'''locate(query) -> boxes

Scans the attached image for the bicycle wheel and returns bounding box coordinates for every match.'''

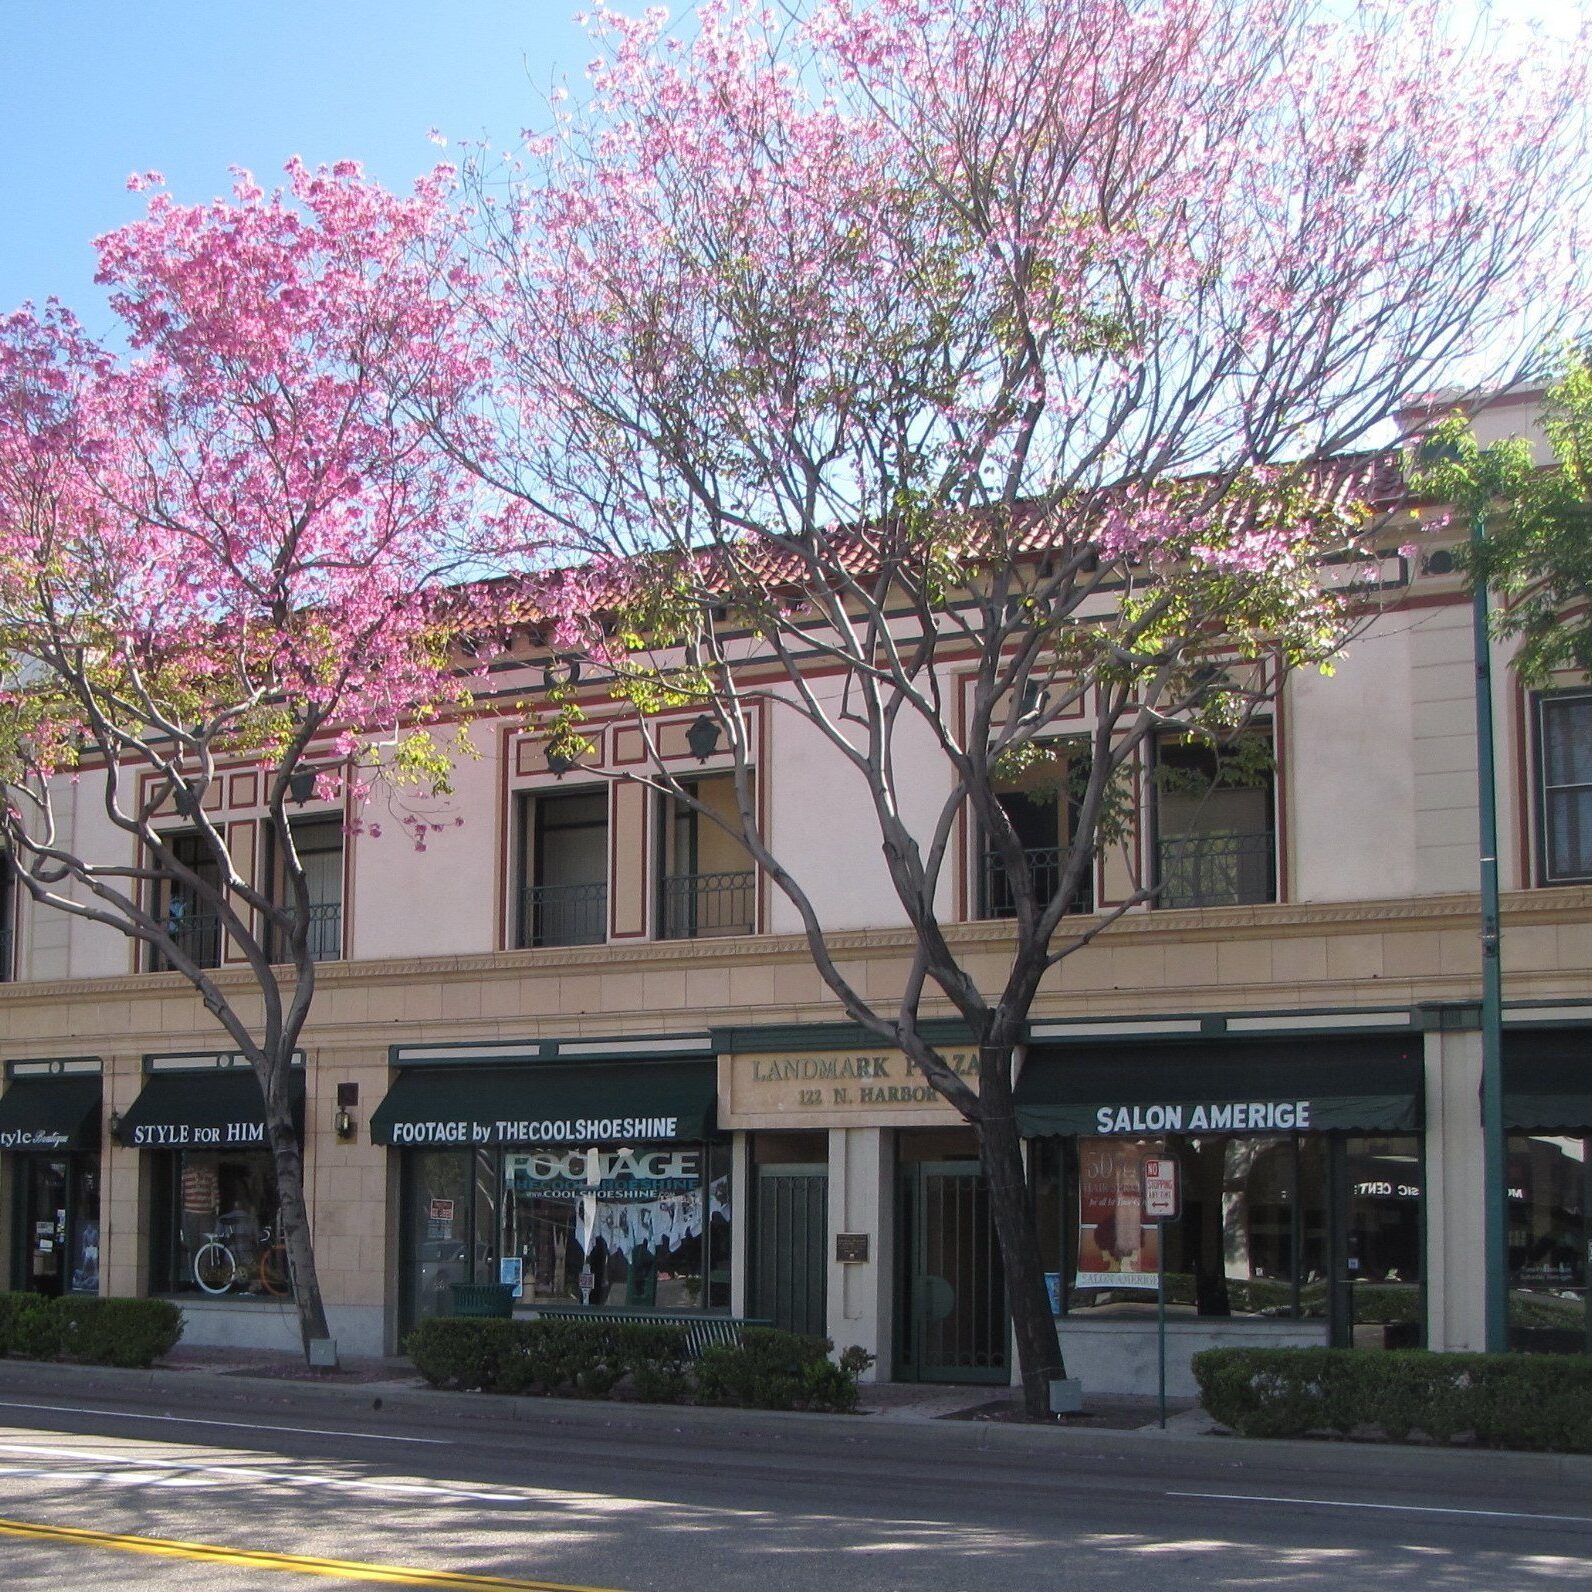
[193,1241,236,1295]
[258,1242,290,1296]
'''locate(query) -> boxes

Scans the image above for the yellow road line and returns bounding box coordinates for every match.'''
[0,1516,625,1590]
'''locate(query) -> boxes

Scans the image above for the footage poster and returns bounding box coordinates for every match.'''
[1075,1138,1160,1289]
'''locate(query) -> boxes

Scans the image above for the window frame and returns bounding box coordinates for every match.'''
[1534,689,1592,886]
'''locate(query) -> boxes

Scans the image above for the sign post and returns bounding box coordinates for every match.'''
[1142,1156,1181,1429]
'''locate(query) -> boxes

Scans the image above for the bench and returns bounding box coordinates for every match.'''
[523,1305,768,1358]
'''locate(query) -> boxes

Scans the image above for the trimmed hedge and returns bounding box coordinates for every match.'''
[0,1293,182,1368]
[407,1317,859,1412]
[1193,1346,1592,1452]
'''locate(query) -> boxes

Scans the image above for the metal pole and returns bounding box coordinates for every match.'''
[1471,510,1509,1353]
[1157,1223,1167,1429]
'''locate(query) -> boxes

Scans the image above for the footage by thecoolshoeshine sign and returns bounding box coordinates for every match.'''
[383,1115,687,1147]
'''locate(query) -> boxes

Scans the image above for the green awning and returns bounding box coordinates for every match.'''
[117,1068,305,1150]
[1504,1032,1592,1133]
[0,1075,101,1152]
[370,1061,717,1147]
[1015,1038,1423,1138]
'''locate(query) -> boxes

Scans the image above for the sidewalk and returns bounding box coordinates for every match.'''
[129,1344,1203,1431]
[0,1348,1587,1490]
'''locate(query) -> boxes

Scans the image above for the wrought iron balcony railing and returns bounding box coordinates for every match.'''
[272,901,343,964]
[980,845,1093,918]
[1155,829,1276,909]
[660,869,755,940]
[521,881,608,947]
[158,909,221,970]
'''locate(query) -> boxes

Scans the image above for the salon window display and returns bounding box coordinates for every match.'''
[1034,1133,1423,1333]
[152,1150,289,1297]
[1508,1134,1589,1353]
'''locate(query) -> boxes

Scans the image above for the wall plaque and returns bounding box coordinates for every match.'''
[835,1232,870,1265]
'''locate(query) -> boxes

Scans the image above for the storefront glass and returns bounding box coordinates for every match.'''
[1040,1132,1422,1341]
[151,1149,287,1298]
[1507,1132,1589,1353]
[15,1155,100,1297]
[401,1142,731,1325]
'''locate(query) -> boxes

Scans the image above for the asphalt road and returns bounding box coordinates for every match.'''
[0,1373,1588,1589]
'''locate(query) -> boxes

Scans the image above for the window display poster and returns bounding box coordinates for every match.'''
[1075,1138,1160,1289]
[499,1256,524,1299]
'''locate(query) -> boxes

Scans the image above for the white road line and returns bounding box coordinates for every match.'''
[0,1439,527,1503]
[0,1398,450,1445]
[1168,1490,1592,1525]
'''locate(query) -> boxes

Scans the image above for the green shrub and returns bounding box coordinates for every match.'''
[55,1297,183,1368]
[407,1316,692,1399]
[0,1293,181,1367]
[1193,1346,1592,1452]
[408,1316,861,1411]
[695,1326,858,1413]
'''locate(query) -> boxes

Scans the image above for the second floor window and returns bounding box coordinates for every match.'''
[658,776,755,940]
[518,789,608,948]
[980,770,1094,920]
[1153,734,1277,910]
[268,818,344,963]
[1538,692,1592,885]
[0,854,15,982]
[153,832,223,970]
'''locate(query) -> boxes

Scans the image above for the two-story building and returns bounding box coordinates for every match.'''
[0,397,1587,1394]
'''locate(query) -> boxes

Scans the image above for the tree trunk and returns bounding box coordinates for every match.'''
[263,1063,333,1363]
[977,1046,1065,1417]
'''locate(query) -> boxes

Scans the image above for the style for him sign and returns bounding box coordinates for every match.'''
[127,1121,266,1148]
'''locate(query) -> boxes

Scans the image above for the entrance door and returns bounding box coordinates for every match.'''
[752,1163,827,1337]
[17,1157,70,1297]
[898,1161,1008,1383]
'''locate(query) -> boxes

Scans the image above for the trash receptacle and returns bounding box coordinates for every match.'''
[449,1283,515,1318]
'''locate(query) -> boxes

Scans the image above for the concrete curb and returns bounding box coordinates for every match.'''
[3,1358,1591,1488]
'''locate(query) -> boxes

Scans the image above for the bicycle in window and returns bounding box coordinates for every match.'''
[191,1214,290,1296]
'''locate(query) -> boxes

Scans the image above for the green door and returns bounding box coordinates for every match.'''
[898,1161,1008,1383]
[753,1164,828,1338]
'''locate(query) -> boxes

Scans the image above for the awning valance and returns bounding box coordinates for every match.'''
[1015,1038,1423,1138]
[117,1067,304,1150]
[1504,1032,1592,1133]
[0,1075,101,1152]
[370,1061,717,1148]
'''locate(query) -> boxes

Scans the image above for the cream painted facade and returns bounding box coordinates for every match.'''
[0,558,1589,1393]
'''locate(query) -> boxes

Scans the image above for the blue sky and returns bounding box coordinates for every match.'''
[0,3,601,328]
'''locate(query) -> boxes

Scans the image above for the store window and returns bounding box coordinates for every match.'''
[401,1141,732,1326]
[1036,1132,1422,1344]
[151,1149,288,1298]
[1507,1133,1589,1352]
[1536,692,1592,884]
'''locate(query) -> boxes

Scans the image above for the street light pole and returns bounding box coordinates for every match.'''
[1470,508,1509,1353]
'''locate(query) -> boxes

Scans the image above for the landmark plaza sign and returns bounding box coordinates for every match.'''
[721,1047,976,1128]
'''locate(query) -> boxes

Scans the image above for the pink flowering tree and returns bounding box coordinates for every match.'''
[458,0,1589,1409]
[0,161,503,1360]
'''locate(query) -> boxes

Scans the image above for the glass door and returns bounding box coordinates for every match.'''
[18,1157,69,1297]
